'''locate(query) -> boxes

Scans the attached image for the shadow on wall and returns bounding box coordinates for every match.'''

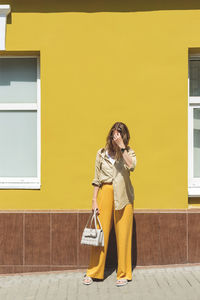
[1,0,200,13]
[189,197,200,206]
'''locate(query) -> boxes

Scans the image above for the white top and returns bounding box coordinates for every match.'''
[105,150,116,165]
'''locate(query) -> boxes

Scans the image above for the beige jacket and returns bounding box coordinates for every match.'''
[92,146,137,210]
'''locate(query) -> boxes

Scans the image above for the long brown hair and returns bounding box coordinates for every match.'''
[104,122,131,161]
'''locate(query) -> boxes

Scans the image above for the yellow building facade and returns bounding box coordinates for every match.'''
[0,1,199,274]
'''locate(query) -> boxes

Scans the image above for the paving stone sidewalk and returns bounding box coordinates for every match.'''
[0,265,200,300]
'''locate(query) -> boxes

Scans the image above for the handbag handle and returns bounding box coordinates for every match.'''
[85,210,103,231]
[92,209,103,231]
[84,212,94,228]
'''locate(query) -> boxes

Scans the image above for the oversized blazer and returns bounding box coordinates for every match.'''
[92,146,137,210]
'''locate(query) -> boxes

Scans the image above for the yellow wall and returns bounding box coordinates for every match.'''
[0,2,199,209]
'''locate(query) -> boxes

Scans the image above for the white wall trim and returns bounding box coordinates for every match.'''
[0,5,11,50]
[0,55,41,189]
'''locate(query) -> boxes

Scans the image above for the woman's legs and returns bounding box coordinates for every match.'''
[114,203,133,281]
[86,184,114,279]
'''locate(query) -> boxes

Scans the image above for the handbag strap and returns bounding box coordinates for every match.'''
[85,210,103,231]
[85,212,94,228]
[93,210,103,231]
[84,211,98,229]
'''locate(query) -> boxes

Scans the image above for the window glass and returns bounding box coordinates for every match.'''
[0,58,37,103]
[194,108,200,177]
[190,60,200,96]
[0,111,37,177]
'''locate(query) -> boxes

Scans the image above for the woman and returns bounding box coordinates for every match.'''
[82,122,137,287]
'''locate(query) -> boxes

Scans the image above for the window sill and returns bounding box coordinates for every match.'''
[188,187,200,197]
[0,183,41,189]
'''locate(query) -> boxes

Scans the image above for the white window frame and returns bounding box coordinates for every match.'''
[188,54,200,196]
[0,55,41,189]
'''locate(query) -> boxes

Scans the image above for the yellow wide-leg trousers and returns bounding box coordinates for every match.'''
[86,183,133,280]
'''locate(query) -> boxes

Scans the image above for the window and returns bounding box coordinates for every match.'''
[188,55,200,196]
[0,56,40,189]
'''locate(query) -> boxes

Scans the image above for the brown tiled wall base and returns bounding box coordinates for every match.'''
[0,209,199,274]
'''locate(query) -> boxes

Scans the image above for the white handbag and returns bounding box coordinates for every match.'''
[81,209,104,247]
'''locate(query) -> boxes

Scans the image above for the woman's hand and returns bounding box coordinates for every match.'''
[113,130,125,149]
[92,199,100,215]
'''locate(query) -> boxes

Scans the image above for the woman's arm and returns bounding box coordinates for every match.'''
[112,131,136,171]
[91,151,101,186]
[122,148,137,171]
[122,149,134,169]
[91,150,101,215]
[92,185,99,201]
[92,185,100,215]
